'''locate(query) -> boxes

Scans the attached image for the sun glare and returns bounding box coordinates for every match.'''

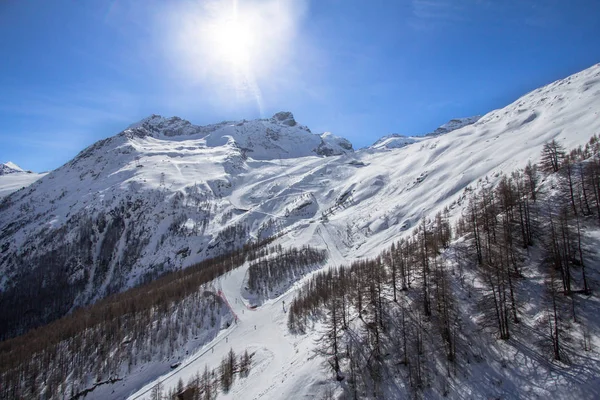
[164,0,306,111]
[211,12,255,69]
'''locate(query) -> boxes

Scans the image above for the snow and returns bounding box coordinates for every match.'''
[3,63,600,399]
[368,115,481,150]
[369,134,420,150]
[123,111,353,160]
[0,171,46,198]
[427,115,482,136]
[126,230,347,400]
[0,161,25,173]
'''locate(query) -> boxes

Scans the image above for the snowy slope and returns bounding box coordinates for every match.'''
[0,163,45,198]
[426,115,481,136]
[368,115,481,150]
[369,134,421,150]
[1,64,600,399]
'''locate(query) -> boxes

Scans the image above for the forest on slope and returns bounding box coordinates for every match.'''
[288,135,600,399]
[0,238,294,400]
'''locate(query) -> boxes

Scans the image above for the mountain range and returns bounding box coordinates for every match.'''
[1,63,600,399]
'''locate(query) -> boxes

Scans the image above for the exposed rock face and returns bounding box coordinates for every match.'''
[272,111,297,126]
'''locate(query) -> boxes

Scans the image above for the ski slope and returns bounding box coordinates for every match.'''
[127,222,349,400]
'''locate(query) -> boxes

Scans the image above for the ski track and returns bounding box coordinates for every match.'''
[126,220,349,400]
[127,260,306,400]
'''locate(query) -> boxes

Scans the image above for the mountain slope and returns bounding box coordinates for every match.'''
[0,112,354,337]
[0,162,45,199]
[368,115,481,150]
[426,115,481,136]
[369,134,420,150]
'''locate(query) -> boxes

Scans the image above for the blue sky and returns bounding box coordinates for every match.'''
[1,0,599,172]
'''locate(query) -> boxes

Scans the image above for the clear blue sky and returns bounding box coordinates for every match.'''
[1,0,599,172]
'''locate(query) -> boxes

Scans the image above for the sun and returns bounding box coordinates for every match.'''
[164,0,306,109]
[210,11,255,70]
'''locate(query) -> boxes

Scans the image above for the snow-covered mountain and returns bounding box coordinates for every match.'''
[0,111,355,332]
[1,64,600,399]
[0,162,26,175]
[369,134,420,150]
[426,115,481,136]
[0,162,45,198]
[2,64,600,319]
[368,115,482,150]
[124,111,353,159]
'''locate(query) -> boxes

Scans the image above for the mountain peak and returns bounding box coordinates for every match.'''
[0,161,27,175]
[369,134,418,150]
[125,114,197,137]
[271,111,297,126]
[369,115,482,151]
[117,112,353,160]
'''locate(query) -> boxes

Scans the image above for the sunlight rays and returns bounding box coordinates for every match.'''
[161,0,306,114]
